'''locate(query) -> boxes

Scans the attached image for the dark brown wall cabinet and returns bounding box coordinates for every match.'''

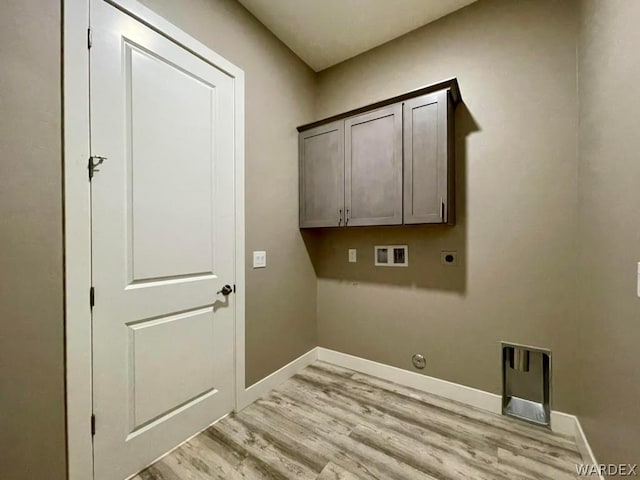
[298,78,460,228]
[298,121,344,228]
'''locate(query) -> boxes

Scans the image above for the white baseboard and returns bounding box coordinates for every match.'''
[550,410,579,437]
[317,347,599,467]
[574,417,603,478]
[237,347,318,410]
[317,347,502,414]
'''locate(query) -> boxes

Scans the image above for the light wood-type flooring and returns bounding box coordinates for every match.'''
[135,361,583,480]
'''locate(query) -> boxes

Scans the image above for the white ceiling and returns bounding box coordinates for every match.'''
[238,0,478,71]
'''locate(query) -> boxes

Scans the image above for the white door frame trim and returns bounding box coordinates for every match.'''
[63,1,246,478]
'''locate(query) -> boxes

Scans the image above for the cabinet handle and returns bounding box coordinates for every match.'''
[440,197,445,220]
[338,208,343,226]
[345,208,350,226]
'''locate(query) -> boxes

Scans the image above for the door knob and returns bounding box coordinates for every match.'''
[217,284,233,296]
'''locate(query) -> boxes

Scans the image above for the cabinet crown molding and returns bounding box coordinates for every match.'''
[297,77,461,132]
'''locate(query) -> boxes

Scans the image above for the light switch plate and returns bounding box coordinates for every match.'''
[348,249,357,263]
[253,251,266,268]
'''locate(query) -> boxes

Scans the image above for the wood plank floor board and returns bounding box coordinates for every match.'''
[160,445,220,480]
[188,434,247,478]
[192,430,278,480]
[207,415,318,480]
[252,397,436,480]
[310,362,577,451]
[272,381,532,480]
[136,460,181,480]
[135,361,583,480]
[258,403,385,480]
[234,404,335,472]
[277,374,499,459]
[304,365,582,476]
[296,365,582,469]
[316,462,364,480]
[240,398,382,480]
[346,368,577,451]
[498,447,579,480]
[314,364,583,473]
[350,422,502,480]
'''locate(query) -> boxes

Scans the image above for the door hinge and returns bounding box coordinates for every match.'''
[91,414,96,436]
[90,286,95,308]
[89,156,106,180]
[88,28,92,49]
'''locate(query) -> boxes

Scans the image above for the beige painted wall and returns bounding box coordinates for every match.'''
[312,0,580,412]
[0,2,67,479]
[578,0,640,465]
[138,0,318,386]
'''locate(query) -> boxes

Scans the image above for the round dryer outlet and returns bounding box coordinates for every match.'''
[441,251,458,266]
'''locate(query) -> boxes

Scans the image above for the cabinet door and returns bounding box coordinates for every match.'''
[345,104,403,226]
[299,121,345,228]
[403,90,452,224]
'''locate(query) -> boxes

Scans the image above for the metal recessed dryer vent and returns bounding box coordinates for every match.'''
[501,342,551,428]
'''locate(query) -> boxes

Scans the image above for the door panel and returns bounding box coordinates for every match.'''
[129,307,216,430]
[90,1,235,479]
[128,47,215,281]
[299,121,344,228]
[345,105,402,226]
[403,91,448,224]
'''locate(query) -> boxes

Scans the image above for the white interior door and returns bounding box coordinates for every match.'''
[89,1,236,478]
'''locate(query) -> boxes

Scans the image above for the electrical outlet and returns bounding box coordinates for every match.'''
[441,251,458,266]
[348,249,357,263]
[253,251,266,268]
